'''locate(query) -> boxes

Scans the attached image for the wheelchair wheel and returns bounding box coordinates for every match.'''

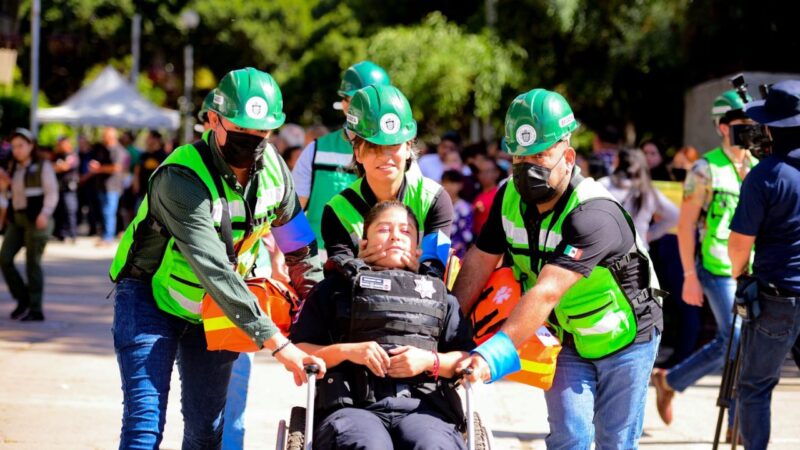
[472,412,491,450]
[286,406,306,450]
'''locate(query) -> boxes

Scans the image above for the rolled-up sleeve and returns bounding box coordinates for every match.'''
[150,167,279,347]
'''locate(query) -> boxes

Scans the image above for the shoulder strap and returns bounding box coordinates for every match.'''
[194,139,237,267]
[340,187,372,219]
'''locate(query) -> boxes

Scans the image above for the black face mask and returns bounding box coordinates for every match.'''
[218,123,267,169]
[512,152,565,205]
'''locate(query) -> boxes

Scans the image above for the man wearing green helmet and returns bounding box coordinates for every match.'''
[292,60,391,249]
[651,89,758,439]
[108,67,325,448]
[322,84,454,276]
[455,89,664,449]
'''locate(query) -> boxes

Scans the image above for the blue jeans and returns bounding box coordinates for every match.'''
[543,330,660,450]
[666,265,739,425]
[222,352,253,450]
[112,278,239,450]
[99,190,120,241]
[736,291,800,450]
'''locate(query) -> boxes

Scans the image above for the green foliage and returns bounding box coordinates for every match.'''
[364,13,525,131]
[10,0,800,148]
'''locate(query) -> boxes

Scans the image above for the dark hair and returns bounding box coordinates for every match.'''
[148,129,163,140]
[769,125,800,156]
[350,135,417,177]
[10,129,40,164]
[441,169,464,183]
[613,148,654,215]
[362,200,420,240]
[441,130,462,148]
[597,125,622,146]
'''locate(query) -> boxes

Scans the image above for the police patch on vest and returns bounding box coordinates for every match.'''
[245,97,268,119]
[414,277,436,299]
[360,275,392,291]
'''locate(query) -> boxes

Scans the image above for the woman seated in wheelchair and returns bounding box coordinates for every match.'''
[290,200,474,449]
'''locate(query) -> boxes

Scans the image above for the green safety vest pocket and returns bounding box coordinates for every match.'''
[558,290,636,359]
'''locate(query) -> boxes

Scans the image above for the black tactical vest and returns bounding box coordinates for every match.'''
[346,269,448,352]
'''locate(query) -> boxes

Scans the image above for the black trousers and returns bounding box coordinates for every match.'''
[314,396,465,450]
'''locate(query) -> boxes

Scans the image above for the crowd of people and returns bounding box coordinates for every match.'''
[2,61,798,450]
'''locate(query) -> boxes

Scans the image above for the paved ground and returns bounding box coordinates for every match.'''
[1,237,799,449]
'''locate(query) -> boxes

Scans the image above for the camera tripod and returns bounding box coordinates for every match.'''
[712,307,743,450]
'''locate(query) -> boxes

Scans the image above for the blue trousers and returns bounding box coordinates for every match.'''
[736,291,800,450]
[112,279,238,449]
[666,264,739,426]
[543,331,660,450]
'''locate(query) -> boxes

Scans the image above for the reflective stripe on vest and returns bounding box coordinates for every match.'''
[500,177,660,359]
[327,170,441,251]
[699,147,757,276]
[307,129,358,247]
[109,134,286,323]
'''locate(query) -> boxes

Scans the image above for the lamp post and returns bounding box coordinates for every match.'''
[179,9,199,143]
[30,0,40,135]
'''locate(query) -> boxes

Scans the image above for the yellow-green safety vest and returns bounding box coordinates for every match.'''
[699,147,757,276]
[109,134,286,323]
[500,177,662,359]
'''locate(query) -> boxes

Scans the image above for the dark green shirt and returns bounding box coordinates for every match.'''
[129,133,322,347]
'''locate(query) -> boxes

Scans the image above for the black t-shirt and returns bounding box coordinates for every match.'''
[476,175,638,281]
[290,270,474,354]
[321,175,454,261]
[137,149,168,194]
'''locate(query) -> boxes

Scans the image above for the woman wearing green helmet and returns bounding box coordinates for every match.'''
[322,84,454,277]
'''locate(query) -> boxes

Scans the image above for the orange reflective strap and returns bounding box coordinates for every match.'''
[202,277,299,352]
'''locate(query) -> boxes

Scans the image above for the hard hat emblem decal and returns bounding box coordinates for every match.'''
[380,113,401,135]
[245,97,268,119]
[516,124,537,146]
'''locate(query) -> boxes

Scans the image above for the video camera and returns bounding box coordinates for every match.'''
[729,74,773,158]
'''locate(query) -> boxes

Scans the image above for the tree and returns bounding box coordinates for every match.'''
[364,12,525,134]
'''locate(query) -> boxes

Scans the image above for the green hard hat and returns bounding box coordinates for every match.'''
[711,89,752,119]
[502,89,579,156]
[197,89,216,122]
[338,61,391,98]
[210,67,286,130]
[345,84,417,146]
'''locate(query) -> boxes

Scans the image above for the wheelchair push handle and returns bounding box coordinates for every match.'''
[305,364,320,376]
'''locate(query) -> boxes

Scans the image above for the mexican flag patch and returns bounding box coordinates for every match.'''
[564,245,583,259]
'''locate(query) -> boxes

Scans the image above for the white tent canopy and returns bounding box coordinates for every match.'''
[36,66,180,130]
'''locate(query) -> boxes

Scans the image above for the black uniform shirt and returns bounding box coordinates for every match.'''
[476,174,637,280]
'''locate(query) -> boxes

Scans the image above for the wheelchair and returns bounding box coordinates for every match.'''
[275,365,495,450]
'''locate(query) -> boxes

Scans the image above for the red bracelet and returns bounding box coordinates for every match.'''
[429,351,440,381]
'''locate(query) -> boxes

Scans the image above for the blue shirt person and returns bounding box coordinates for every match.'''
[728,79,800,450]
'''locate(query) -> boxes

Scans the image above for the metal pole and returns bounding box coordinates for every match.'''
[131,13,141,86]
[183,44,194,143]
[29,0,40,135]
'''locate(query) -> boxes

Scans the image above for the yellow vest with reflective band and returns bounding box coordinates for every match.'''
[307,129,357,247]
[500,177,661,359]
[109,135,286,323]
[327,169,441,250]
[699,147,757,276]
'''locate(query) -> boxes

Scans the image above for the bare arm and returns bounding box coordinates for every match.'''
[728,231,755,280]
[452,246,502,314]
[458,263,582,382]
[677,200,702,274]
[298,196,308,209]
